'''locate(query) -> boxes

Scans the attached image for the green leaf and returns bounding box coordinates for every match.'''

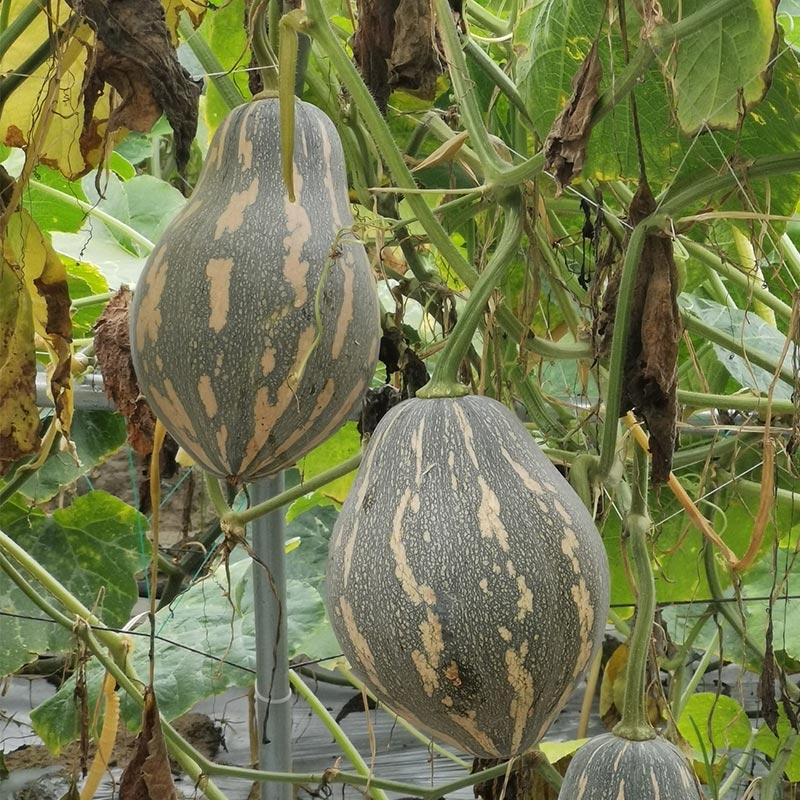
[24,162,88,234]
[678,693,752,760]
[51,227,147,289]
[285,503,338,590]
[290,422,361,518]
[121,175,187,242]
[667,0,776,134]
[197,0,251,133]
[66,258,110,338]
[16,411,127,503]
[664,540,800,670]
[520,1,800,215]
[0,491,148,675]
[754,706,800,782]
[32,551,338,746]
[680,294,793,399]
[82,172,187,246]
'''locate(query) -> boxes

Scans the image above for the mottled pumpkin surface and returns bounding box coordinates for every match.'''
[130,99,380,482]
[326,395,610,757]
[558,733,703,799]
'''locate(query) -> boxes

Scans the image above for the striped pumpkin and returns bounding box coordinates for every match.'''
[130,98,380,482]
[326,395,610,757]
[558,734,703,799]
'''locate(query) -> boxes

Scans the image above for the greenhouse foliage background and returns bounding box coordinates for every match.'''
[3,0,800,797]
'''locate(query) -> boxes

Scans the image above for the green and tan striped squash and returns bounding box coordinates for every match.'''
[558,734,703,799]
[130,98,380,482]
[326,395,610,758]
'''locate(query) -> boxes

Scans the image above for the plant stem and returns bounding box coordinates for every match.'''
[673,629,719,720]
[288,671,391,800]
[702,539,766,670]
[71,291,115,310]
[217,452,363,527]
[681,308,795,388]
[337,666,472,768]
[777,234,800,288]
[613,438,657,741]
[681,238,793,324]
[0,527,127,661]
[245,455,362,521]
[417,196,523,397]
[0,0,42,51]
[677,389,795,415]
[428,4,507,175]
[30,179,155,253]
[759,731,799,800]
[178,14,245,111]
[250,2,278,93]
[301,0,585,362]
[464,38,535,131]
[465,0,510,36]
[660,153,800,216]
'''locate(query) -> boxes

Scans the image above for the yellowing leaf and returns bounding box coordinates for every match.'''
[0,259,40,473]
[664,0,777,134]
[3,199,73,451]
[1,0,202,179]
[1,4,110,179]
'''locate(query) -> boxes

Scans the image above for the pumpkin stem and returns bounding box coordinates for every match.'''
[250,0,279,91]
[417,195,523,398]
[613,433,657,741]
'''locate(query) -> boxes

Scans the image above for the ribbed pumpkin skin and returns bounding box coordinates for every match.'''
[558,734,703,799]
[130,99,380,482]
[326,395,610,758]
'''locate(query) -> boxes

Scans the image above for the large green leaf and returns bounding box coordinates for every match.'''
[0,491,148,675]
[288,422,361,520]
[518,0,800,215]
[754,705,800,782]
[16,411,127,503]
[81,171,187,247]
[32,549,339,748]
[677,693,753,758]
[680,294,793,400]
[668,0,776,134]
[664,544,800,670]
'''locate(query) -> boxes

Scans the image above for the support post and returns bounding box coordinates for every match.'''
[250,473,293,800]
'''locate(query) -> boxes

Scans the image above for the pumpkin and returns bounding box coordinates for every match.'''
[558,733,703,799]
[325,394,610,758]
[130,98,380,482]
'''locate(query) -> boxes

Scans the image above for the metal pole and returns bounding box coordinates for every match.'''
[250,473,293,800]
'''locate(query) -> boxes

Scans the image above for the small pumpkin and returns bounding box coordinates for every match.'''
[325,394,610,758]
[558,733,703,799]
[130,98,380,482]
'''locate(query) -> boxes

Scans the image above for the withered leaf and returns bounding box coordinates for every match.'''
[620,178,681,483]
[758,607,779,735]
[0,260,40,475]
[94,287,158,457]
[1,167,73,472]
[119,688,178,800]
[389,0,442,101]
[544,42,602,195]
[352,0,443,114]
[68,0,201,176]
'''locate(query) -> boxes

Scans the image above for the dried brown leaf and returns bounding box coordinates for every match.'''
[621,179,681,483]
[68,0,201,175]
[94,288,155,456]
[544,42,602,195]
[352,0,444,113]
[119,688,178,800]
